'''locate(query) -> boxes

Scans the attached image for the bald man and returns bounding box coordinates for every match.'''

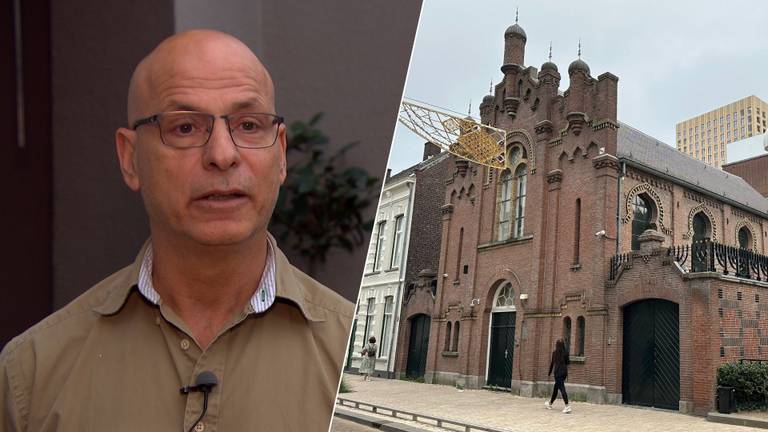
[0,30,353,432]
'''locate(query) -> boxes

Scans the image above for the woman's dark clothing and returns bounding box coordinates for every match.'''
[550,377,569,404]
[548,350,570,404]
[548,350,569,379]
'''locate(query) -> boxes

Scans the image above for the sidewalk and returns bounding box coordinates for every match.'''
[337,374,758,432]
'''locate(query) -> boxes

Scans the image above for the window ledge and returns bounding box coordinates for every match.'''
[441,351,459,357]
[384,268,400,273]
[478,235,534,251]
[364,271,382,277]
[570,356,586,363]
[570,264,582,271]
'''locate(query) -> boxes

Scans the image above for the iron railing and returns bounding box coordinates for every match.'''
[610,239,768,281]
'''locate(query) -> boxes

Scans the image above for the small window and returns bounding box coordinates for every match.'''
[576,317,585,356]
[573,199,581,264]
[390,215,405,269]
[373,221,386,271]
[563,317,572,353]
[452,321,460,352]
[463,264,469,274]
[444,322,452,351]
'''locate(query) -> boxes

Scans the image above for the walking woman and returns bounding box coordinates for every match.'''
[545,339,572,413]
[359,336,377,381]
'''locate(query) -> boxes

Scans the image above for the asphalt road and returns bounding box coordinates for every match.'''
[329,417,378,432]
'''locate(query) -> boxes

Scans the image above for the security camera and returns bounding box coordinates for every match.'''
[595,230,606,237]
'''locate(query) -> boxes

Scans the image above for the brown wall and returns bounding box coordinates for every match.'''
[0,0,54,347]
[723,154,768,198]
[51,0,175,309]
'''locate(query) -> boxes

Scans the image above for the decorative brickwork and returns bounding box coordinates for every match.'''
[392,19,768,415]
[682,203,718,241]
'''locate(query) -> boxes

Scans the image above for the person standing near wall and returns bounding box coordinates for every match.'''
[545,339,572,413]
[360,336,378,381]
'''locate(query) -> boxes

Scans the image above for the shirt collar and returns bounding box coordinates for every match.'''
[135,240,276,314]
[93,234,326,322]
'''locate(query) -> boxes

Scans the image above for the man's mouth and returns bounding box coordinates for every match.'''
[202,193,246,200]
[195,189,249,202]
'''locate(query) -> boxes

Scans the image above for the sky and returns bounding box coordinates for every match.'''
[386,0,768,173]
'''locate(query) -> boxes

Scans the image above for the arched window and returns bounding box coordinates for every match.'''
[576,316,585,356]
[631,194,653,250]
[573,199,582,264]
[497,171,513,241]
[494,282,516,310]
[452,321,460,352]
[455,227,464,280]
[497,145,527,241]
[692,212,711,243]
[692,212,712,272]
[738,226,752,250]
[563,317,572,354]
[444,322,452,351]
[513,164,527,237]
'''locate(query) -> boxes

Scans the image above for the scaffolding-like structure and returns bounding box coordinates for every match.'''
[398,99,507,169]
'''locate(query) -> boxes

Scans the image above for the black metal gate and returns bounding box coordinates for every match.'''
[487,312,516,388]
[406,314,430,379]
[622,300,679,410]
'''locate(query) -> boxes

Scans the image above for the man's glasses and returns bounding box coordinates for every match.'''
[132,111,284,149]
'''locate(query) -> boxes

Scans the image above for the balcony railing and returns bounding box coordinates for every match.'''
[610,240,768,281]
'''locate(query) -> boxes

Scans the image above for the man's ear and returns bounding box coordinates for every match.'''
[277,123,287,184]
[115,128,141,192]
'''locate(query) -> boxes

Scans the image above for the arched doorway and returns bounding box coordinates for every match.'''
[691,212,711,272]
[622,299,679,410]
[406,314,430,379]
[486,282,517,388]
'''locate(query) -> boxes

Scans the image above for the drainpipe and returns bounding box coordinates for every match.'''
[386,178,415,377]
[616,162,625,254]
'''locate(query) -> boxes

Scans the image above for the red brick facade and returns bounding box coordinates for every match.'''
[393,22,768,415]
[723,154,768,197]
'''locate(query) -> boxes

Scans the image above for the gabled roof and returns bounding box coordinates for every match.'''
[386,150,450,185]
[617,123,768,216]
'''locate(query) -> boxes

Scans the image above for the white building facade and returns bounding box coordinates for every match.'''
[348,171,416,378]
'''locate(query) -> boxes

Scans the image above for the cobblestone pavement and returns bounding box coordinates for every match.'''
[335,374,755,432]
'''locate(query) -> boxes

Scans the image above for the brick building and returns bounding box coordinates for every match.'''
[348,145,450,377]
[723,153,768,198]
[393,21,768,414]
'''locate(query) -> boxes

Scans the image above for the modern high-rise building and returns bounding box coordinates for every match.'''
[675,95,768,168]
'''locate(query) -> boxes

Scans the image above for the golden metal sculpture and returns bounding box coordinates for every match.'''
[398,99,507,169]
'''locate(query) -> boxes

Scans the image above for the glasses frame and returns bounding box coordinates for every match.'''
[131,111,284,149]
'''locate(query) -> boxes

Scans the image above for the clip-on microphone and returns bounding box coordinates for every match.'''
[180,371,218,432]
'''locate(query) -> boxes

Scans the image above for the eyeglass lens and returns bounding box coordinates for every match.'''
[158,112,278,148]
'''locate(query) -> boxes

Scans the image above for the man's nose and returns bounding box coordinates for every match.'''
[202,117,240,170]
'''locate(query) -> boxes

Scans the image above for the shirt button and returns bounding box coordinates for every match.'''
[194,422,205,432]
[180,339,190,350]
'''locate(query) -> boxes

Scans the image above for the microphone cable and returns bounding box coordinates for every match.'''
[180,371,218,432]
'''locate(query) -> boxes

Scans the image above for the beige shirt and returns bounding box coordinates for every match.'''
[0,237,353,432]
